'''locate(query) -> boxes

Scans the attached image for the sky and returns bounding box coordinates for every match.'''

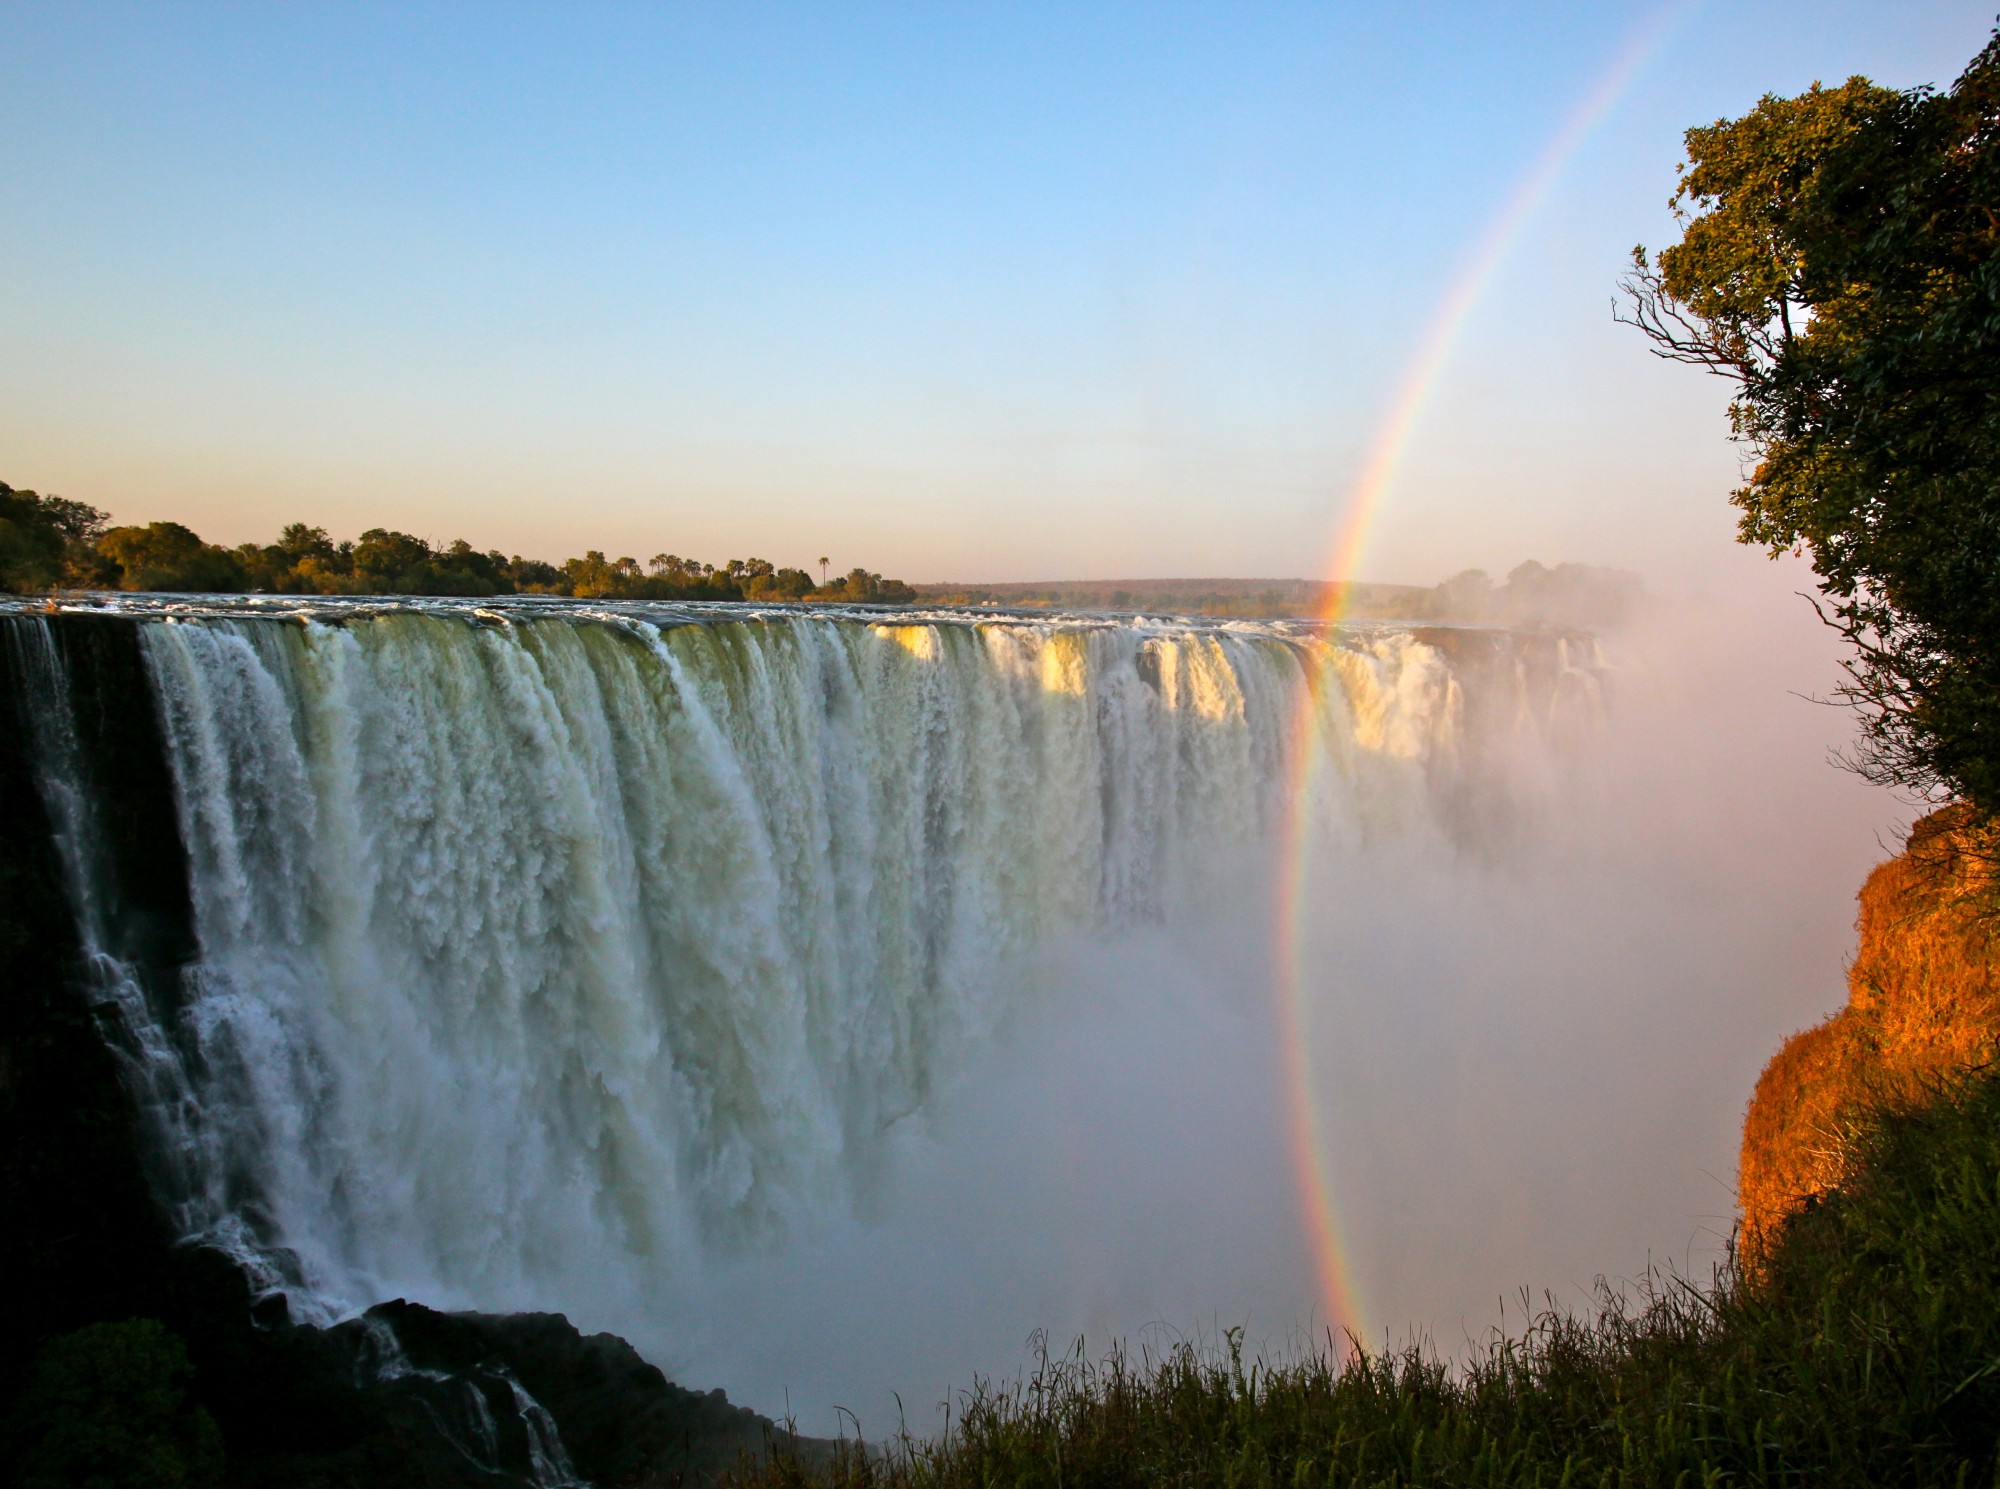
[2,2,1993,585]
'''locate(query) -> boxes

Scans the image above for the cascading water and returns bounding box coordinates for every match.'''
[5,597,1605,1373]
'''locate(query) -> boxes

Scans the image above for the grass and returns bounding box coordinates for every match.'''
[736,1070,2000,1489]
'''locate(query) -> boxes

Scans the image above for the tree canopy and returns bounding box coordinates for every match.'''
[0,492,916,607]
[0,484,110,591]
[1626,32,2000,815]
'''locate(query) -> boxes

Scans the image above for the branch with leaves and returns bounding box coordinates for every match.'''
[1623,40,2000,816]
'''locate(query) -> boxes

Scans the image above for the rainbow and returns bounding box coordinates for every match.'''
[1273,4,1687,1353]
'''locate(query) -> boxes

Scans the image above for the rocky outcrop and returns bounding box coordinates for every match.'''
[1739,805,2000,1266]
[140,1260,793,1488]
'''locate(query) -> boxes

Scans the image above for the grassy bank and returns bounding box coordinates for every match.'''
[740,1071,2000,1489]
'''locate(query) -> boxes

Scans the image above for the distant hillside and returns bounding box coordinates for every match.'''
[915,562,1641,629]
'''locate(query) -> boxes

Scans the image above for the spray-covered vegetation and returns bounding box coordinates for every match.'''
[0,483,915,603]
[912,563,1640,628]
[0,1319,222,1489]
[738,1067,2000,1489]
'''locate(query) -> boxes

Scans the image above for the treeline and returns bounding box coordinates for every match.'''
[916,563,1640,628]
[1429,559,1641,629]
[2,480,1634,623]
[0,483,916,603]
[911,576,1409,616]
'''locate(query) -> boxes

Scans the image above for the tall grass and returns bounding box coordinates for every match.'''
[738,1071,2000,1489]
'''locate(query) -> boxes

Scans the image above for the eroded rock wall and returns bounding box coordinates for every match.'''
[1739,805,2000,1263]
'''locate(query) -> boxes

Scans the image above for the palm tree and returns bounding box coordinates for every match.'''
[817,556,829,587]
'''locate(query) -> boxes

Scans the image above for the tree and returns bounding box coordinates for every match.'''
[1498,561,1640,630]
[345,528,509,596]
[96,522,246,593]
[814,567,915,605]
[1,484,917,609]
[1,1319,224,1488]
[649,553,704,584]
[1432,568,1495,621]
[761,567,818,600]
[351,527,436,590]
[0,483,109,591]
[1624,36,2000,815]
[563,549,642,599]
[510,555,565,592]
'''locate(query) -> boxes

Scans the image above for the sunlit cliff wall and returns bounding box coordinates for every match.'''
[1740,805,2000,1264]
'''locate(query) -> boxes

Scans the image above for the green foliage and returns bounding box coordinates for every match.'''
[0,483,110,592]
[0,483,919,604]
[1626,35,2000,814]
[565,549,740,600]
[758,568,819,600]
[1430,562,1640,628]
[96,522,247,593]
[2,1319,223,1489]
[820,568,918,605]
[741,1071,2000,1489]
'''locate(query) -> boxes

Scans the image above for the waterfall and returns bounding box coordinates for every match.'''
[5,599,1604,1336]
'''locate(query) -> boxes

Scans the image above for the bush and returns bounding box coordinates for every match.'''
[96,523,246,593]
[0,484,109,592]
[3,1319,223,1489]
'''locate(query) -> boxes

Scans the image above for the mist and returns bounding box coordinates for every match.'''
[642,552,1904,1438]
[21,562,1899,1445]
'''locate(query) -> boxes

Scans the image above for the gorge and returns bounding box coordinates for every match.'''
[1,598,1616,1479]
[3,592,1896,1484]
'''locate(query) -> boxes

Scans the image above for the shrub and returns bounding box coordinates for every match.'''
[2,1318,223,1489]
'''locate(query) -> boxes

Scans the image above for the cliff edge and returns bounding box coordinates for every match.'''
[1740,805,2000,1264]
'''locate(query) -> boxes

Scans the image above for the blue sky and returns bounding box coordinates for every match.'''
[2,2,1992,583]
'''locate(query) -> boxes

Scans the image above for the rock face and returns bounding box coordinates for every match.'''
[0,615,189,1410]
[0,615,813,1487]
[1739,805,2000,1266]
[9,1244,795,1487]
[143,1263,788,1488]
